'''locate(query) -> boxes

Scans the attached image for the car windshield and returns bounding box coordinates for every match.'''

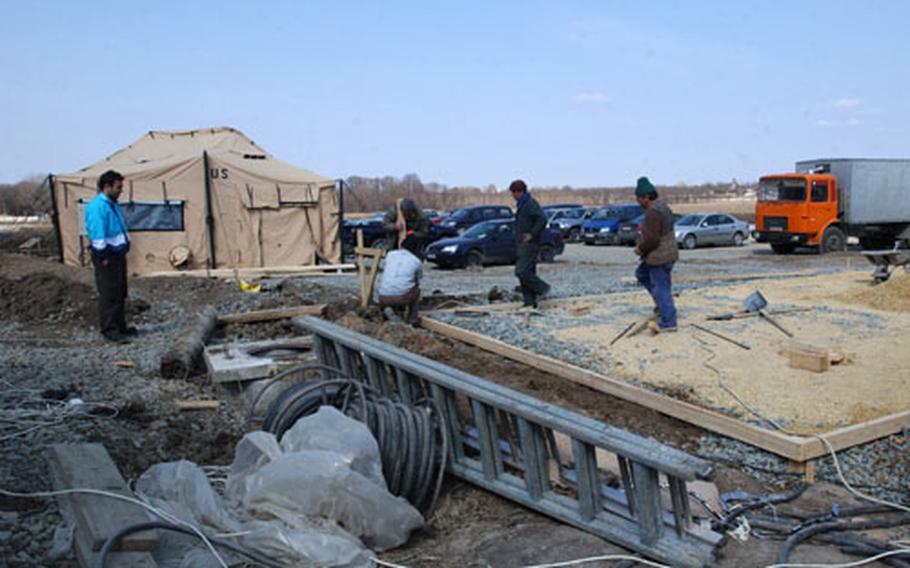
[592,207,625,220]
[450,209,471,220]
[626,214,644,225]
[676,215,703,226]
[461,222,496,239]
[760,178,807,202]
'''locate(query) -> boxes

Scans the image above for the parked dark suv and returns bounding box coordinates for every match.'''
[425,219,565,268]
[437,205,513,237]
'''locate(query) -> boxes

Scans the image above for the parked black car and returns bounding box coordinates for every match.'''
[425,219,565,268]
[341,213,386,250]
[437,205,514,237]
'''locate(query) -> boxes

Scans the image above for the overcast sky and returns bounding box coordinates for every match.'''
[1,1,908,187]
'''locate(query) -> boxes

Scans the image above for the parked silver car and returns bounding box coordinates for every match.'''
[675,212,750,249]
[548,207,593,242]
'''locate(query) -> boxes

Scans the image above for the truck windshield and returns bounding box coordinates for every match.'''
[759,178,806,202]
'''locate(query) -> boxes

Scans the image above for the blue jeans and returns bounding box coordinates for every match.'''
[635,262,677,329]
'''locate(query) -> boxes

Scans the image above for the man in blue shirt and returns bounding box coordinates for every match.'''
[85,170,136,342]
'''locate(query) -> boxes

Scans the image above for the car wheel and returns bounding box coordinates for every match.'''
[732,232,745,247]
[820,226,846,254]
[583,240,594,246]
[466,249,484,268]
[568,227,580,243]
[770,243,794,255]
[683,234,697,250]
[538,244,556,263]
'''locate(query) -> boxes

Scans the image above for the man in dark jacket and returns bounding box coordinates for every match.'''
[633,176,679,332]
[509,179,551,308]
[383,198,429,253]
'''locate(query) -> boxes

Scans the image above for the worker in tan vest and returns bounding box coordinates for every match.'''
[633,177,679,332]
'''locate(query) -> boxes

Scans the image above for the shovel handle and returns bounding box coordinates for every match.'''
[760,310,794,337]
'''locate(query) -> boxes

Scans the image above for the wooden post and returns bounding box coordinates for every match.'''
[357,229,366,305]
[396,198,405,246]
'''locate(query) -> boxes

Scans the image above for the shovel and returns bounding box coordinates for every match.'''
[744,290,793,337]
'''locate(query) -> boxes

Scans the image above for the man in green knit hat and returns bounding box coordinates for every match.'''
[633,176,679,332]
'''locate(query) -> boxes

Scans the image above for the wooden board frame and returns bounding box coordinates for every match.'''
[419,315,910,463]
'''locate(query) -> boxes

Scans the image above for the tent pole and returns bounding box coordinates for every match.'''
[46,174,64,263]
[202,151,217,268]
[337,178,344,258]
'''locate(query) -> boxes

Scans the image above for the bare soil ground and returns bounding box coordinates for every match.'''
[1,249,907,567]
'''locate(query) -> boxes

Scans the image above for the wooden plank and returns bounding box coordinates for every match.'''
[419,317,807,460]
[47,444,158,552]
[364,252,384,308]
[143,263,355,278]
[175,399,220,411]
[218,304,325,325]
[73,527,157,568]
[798,410,910,461]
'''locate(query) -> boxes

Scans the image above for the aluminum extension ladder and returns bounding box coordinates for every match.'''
[295,316,722,567]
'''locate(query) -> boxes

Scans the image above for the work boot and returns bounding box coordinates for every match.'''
[102,330,131,344]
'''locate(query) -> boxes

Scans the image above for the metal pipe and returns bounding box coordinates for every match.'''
[46,174,64,263]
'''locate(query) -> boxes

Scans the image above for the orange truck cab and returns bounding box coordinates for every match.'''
[755,159,910,254]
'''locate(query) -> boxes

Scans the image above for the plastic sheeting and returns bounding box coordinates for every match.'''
[136,406,424,568]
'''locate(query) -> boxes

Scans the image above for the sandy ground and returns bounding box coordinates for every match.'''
[536,272,910,433]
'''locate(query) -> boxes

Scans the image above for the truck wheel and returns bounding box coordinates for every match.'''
[538,244,556,263]
[682,234,697,250]
[465,250,484,268]
[820,226,846,254]
[732,232,745,247]
[770,244,794,254]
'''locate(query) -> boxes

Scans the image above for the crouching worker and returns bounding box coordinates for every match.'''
[378,235,423,324]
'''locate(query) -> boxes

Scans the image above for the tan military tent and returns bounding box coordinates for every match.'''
[51,127,340,276]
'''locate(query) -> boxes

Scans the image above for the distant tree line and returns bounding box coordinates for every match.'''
[0,173,755,216]
[0,176,50,216]
[342,174,756,213]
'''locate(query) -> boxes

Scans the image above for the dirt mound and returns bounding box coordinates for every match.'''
[844,273,910,312]
[0,272,95,324]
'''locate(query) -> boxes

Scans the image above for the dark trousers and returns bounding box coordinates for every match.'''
[635,261,677,328]
[515,243,550,306]
[378,285,421,324]
[92,254,128,335]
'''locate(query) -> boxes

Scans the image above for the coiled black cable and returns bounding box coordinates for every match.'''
[261,377,447,516]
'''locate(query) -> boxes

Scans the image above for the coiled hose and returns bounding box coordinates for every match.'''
[261,375,447,516]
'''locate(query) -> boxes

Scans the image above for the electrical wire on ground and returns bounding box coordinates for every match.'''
[0,487,229,568]
[0,379,118,442]
[94,521,283,568]
[692,330,910,565]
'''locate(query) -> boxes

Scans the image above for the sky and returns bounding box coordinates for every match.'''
[1,1,908,187]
